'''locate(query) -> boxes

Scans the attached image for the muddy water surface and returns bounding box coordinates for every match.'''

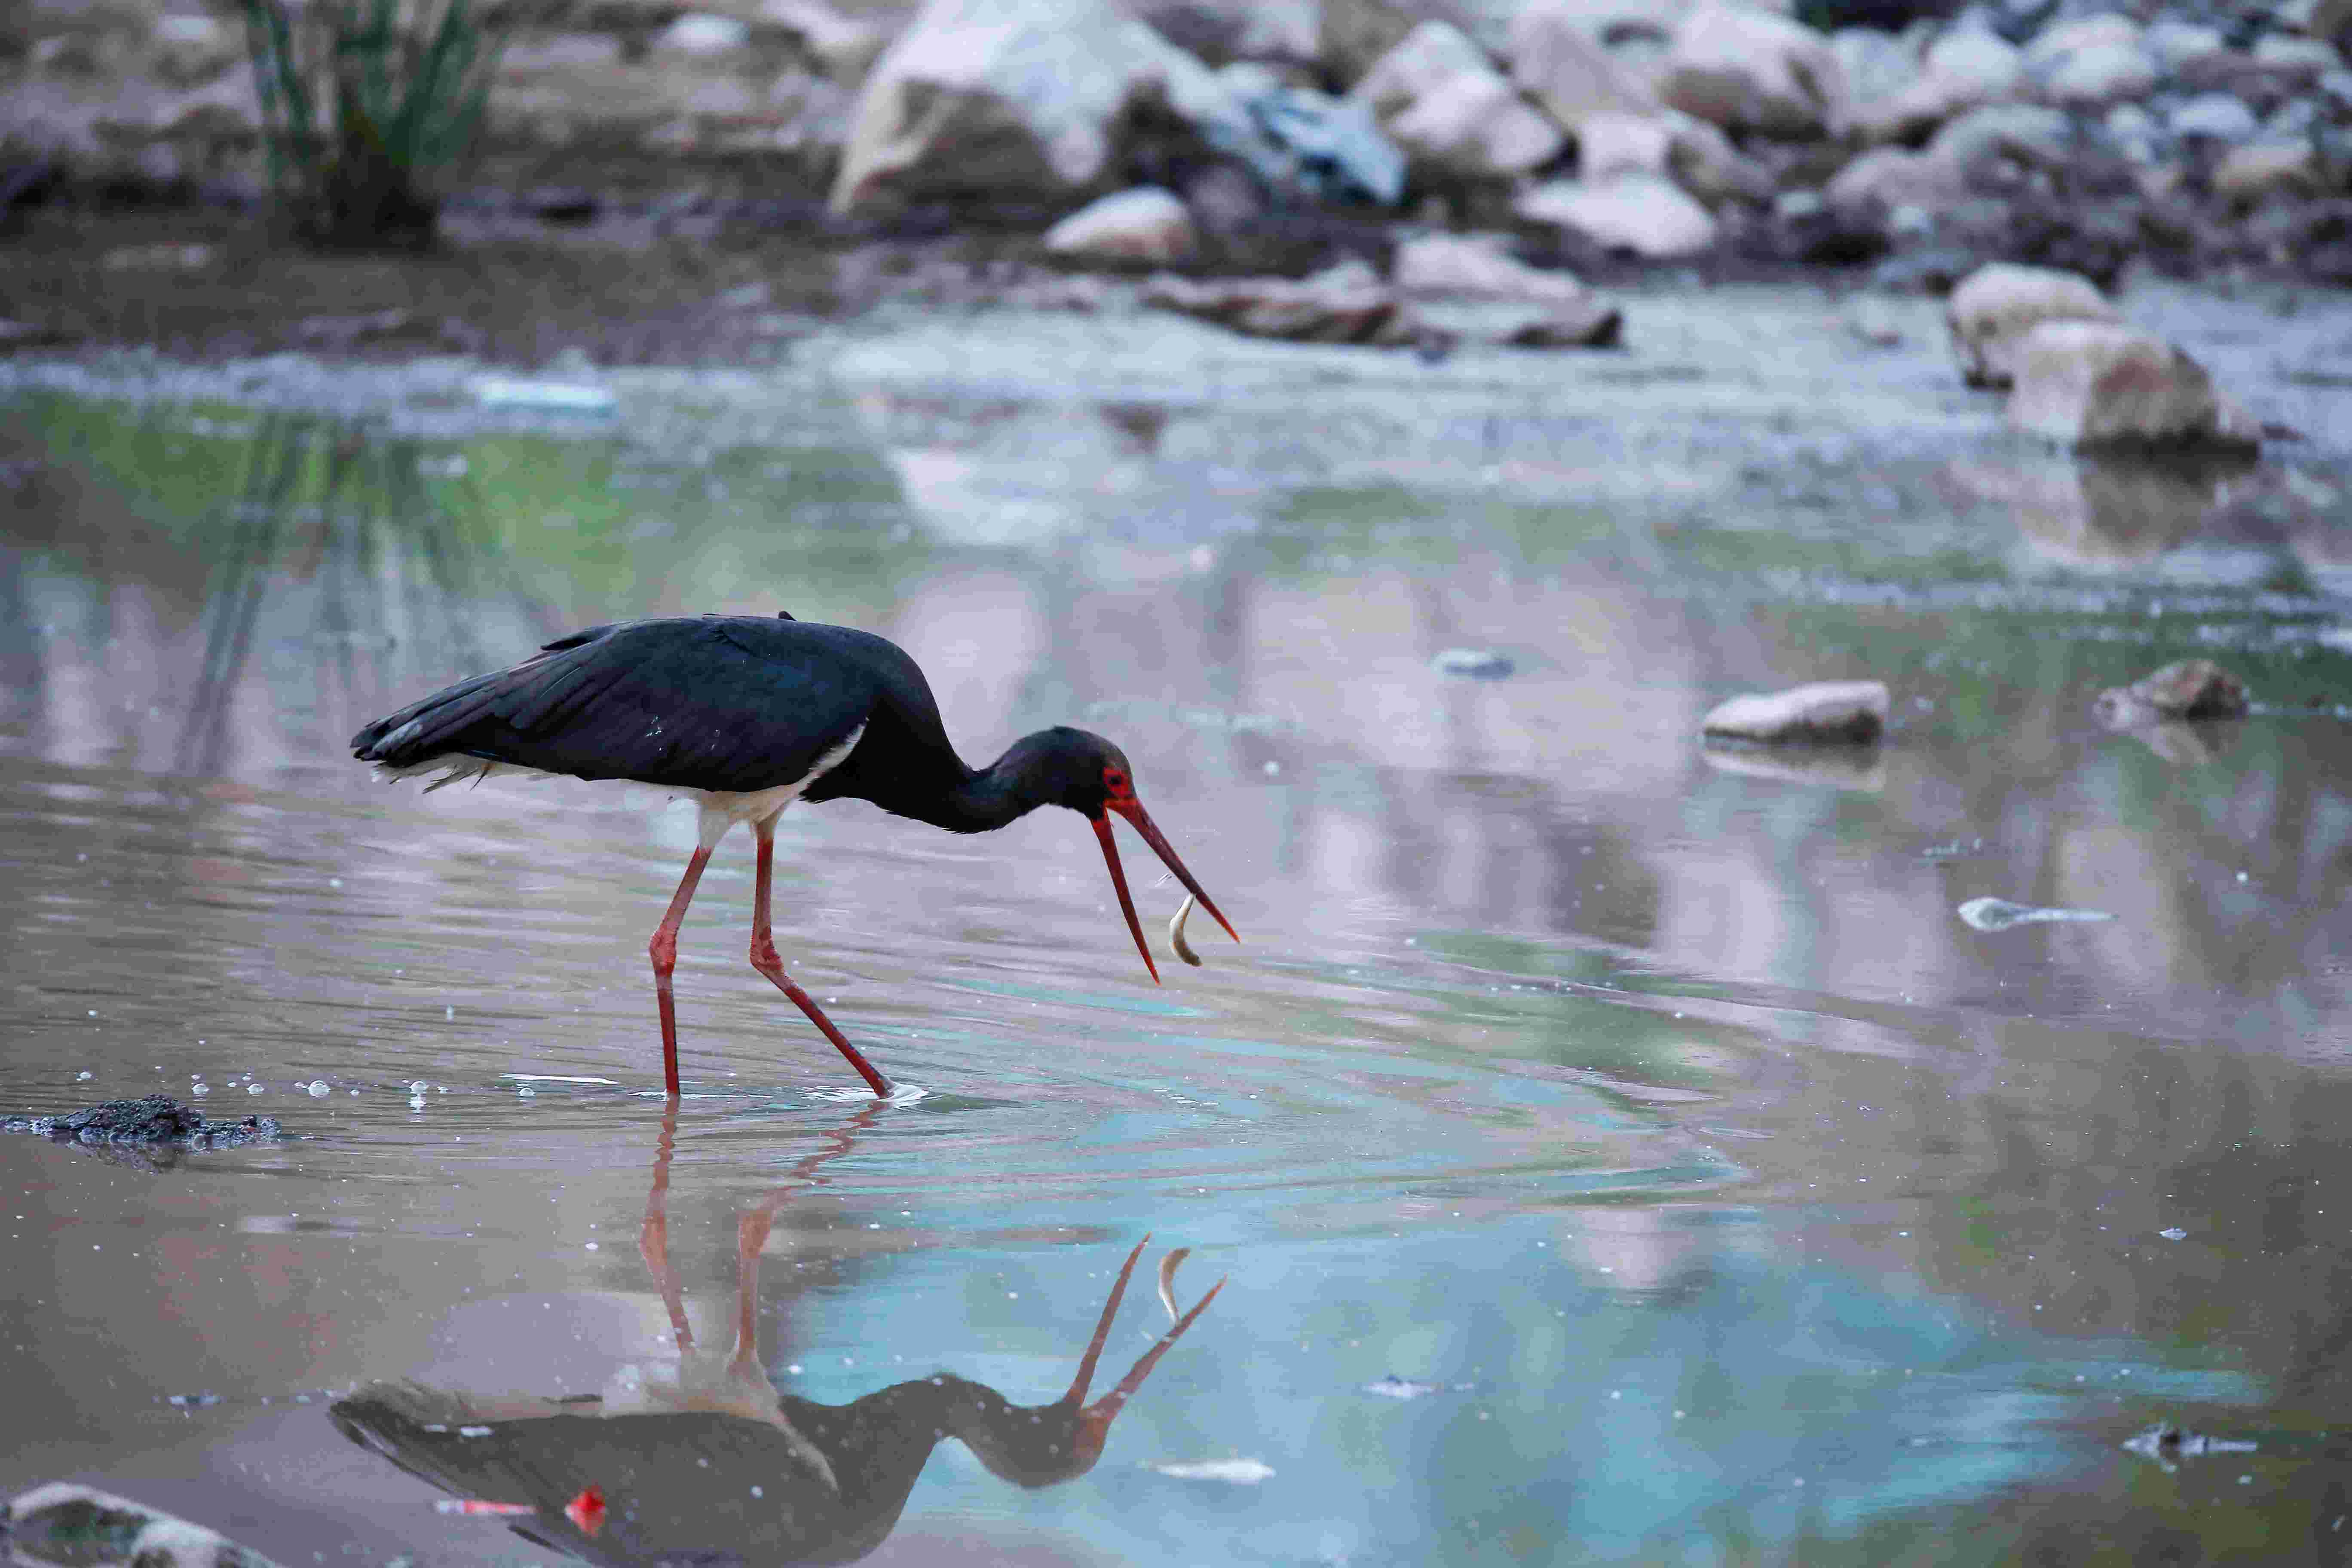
[4,282,2352,1565]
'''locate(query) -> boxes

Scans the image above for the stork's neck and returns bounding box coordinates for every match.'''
[903,734,1062,834]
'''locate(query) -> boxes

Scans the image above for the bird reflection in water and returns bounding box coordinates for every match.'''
[331,1104,1224,1566]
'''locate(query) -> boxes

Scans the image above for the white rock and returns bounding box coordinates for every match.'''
[1945,262,2119,389]
[830,0,1217,217]
[2143,21,2229,71]
[1515,172,1718,257]
[2170,91,2260,142]
[1702,680,1889,744]
[2040,39,2157,107]
[2253,33,2343,77]
[2006,320,2257,451]
[1391,231,1594,302]
[1926,102,2072,180]
[1510,0,1663,128]
[1043,187,1197,261]
[1825,144,1965,213]
[1353,21,1565,181]
[655,14,751,55]
[2023,13,2142,74]
[2211,141,2325,205]
[1575,109,1674,181]
[1658,3,1846,138]
[1924,28,2025,105]
[1831,26,1922,109]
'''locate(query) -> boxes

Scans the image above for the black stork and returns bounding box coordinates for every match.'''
[351,612,1238,1099]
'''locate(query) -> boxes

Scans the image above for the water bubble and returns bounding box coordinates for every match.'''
[410,1081,429,1094]
[75,1070,92,1081]
[307,1081,331,1097]
[248,1084,265,1095]
[192,1083,209,1096]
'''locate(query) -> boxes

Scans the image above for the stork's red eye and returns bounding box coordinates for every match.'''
[1103,766,1132,800]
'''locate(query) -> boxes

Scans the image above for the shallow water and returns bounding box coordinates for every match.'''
[4,282,2352,1565]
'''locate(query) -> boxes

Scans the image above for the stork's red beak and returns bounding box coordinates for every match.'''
[1091,799,1238,983]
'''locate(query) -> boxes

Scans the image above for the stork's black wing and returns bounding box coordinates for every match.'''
[351,616,897,793]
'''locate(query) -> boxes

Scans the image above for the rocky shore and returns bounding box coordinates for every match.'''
[3,0,2348,298]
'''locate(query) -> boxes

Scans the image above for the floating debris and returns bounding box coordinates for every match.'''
[435,1499,536,1517]
[471,377,615,414]
[1432,648,1516,680]
[1169,895,1204,968]
[1362,1375,1479,1401]
[2159,1227,2188,1240]
[1957,897,2115,933]
[2123,1424,2258,1473]
[164,1392,223,1409]
[3,1096,279,1163]
[499,1074,620,1086]
[1158,1248,1192,1323]
[1152,1458,1275,1484]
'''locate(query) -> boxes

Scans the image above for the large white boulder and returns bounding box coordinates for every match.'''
[1353,21,1565,181]
[1510,0,1663,128]
[830,0,1217,217]
[2006,321,2259,451]
[1945,262,2120,389]
[1657,3,1845,138]
[1516,172,1718,257]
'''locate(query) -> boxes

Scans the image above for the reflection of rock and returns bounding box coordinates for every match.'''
[1700,679,1887,744]
[1700,741,1885,791]
[2095,658,2250,729]
[2009,322,2261,454]
[1945,453,2222,570]
[2119,719,2244,766]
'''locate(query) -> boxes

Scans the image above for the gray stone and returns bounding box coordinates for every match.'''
[2170,91,2260,143]
[2040,40,2157,107]
[2143,20,2229,71]
[1701,680,1889,744]
[1926,102,2073,178]
[1515,173,1719,257]
[1510,0,1663,128]
[1391,231,1596,303]
[1142,259,1427,346]
[2095,658,2251,725]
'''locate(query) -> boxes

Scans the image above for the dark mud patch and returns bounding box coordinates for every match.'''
[5,1093,279,1168]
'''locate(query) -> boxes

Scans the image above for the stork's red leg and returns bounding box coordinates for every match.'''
[749,815,894,1098]
[649,845,715,1098]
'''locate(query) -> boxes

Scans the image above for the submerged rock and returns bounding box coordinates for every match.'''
[2006,322,2259,452]
[1143,259,1427,346]
[2095,658,2251,728]
[1431,647,1516,679]
[1957,897,2115,932]
[1700,680,1888,744]
[1,1482,284,1568]
[4,1094,279,1152]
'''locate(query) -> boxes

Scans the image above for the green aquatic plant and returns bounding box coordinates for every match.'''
[236,0,518,247]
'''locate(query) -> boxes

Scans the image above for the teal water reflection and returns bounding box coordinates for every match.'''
[4,312,2351,1565]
